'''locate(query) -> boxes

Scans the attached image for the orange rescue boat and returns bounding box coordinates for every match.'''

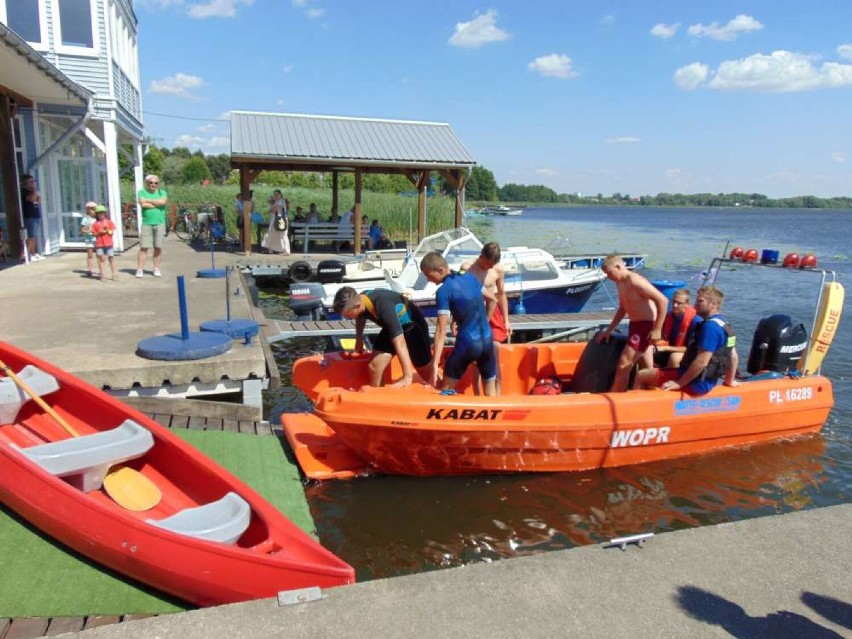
[286,260,842,477]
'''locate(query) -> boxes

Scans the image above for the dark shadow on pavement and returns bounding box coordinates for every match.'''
[801,592,852,630]
[674,585,844,638]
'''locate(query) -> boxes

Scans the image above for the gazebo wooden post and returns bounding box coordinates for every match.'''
[239,167,258,255]
[441,169,466,228]
[416,171,429,242]
[331,171,339,215]
[353,170,363,255]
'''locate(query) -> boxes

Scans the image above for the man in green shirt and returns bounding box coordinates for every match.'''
[136,174,168,277]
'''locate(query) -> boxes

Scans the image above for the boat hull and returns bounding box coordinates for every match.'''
[293,344,833,477]
[0,341,354,605]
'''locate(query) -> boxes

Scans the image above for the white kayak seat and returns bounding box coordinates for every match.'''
[0,365,60,424]
[147,492,251,544]
[18,419,154,492]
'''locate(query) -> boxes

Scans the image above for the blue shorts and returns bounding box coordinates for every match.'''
[24,217,41,237]
[443,339,497,382]
[95,246,115,257]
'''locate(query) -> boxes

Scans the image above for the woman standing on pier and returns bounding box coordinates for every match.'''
[264,189,290,254]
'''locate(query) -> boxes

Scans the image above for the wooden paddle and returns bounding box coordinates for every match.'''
[0,359,162,511]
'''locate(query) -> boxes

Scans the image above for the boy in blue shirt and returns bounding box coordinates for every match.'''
[420,252,497,396]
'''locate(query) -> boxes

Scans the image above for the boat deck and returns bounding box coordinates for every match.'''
[270,311,617,342]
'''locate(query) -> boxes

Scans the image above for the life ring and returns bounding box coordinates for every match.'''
[288,260,313,283]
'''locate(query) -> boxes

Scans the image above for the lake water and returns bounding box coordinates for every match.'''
[258,206,851,581]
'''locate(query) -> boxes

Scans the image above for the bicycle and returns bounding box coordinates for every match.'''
[172,206,207,243]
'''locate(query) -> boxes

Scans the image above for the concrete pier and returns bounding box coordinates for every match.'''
[0,236,276,417]
[52,504,852,638]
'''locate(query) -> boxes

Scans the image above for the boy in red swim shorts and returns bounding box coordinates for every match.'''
[595,254,669,392]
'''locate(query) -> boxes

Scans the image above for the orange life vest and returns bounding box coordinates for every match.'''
[663,306,697,347]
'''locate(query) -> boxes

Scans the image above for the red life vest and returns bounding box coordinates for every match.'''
[663,306,697,347]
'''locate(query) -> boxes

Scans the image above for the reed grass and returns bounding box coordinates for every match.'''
[121,184,457,240]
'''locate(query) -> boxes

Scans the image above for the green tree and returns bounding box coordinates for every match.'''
[182,156,212,184]
[205,154,231,184]
[142,145,165,178]
[466,166,497,201]
[161,155,186,185]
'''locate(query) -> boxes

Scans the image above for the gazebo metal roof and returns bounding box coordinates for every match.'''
[230,111,475,172]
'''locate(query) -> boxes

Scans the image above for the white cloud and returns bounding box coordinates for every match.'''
[197,124,216,132]
[687,14,762,41]
[528,54,577,79]
[174,134,230,153]
[673,62,709,90]
[832,152,846,163]
[291,0,307,6]
[600,15,615,26]
[305,7,324,18]
[605,136,641,144]
[838,44,852,61]
[187,0,253,19]
[149,73,205,98]
[449,9,510,48]
[675,50,852,92]
[650,23,679,39]
[535,168,557,176]
[282,64,294,74]
[175,134,205,147]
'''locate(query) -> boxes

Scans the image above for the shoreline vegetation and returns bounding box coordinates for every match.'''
[120,182,852,243]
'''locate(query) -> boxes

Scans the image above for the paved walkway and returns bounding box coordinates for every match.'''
[57,504,852,638]
[0,236,272,392]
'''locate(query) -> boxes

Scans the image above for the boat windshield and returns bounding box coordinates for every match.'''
[411,227,484,266]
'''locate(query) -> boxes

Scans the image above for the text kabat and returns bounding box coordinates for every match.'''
[426,408,501,420]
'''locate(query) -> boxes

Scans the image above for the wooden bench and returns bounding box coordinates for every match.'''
[289,222,369,254]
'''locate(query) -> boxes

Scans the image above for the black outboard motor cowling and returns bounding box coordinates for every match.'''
[289,282,326,320]
[747,314,809,374]
[316,260,347,284]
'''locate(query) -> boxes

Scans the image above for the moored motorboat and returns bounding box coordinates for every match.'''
[289,227,605,320]
[285,257,843,477]
[0,341,354,606]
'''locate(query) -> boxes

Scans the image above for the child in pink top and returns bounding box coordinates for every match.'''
[91,205,117,281]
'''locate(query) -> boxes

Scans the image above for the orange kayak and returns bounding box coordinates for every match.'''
[290,341,833,476]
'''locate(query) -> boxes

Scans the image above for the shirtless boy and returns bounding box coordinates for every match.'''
[596,254,669,392]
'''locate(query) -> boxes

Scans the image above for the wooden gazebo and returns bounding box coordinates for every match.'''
[230,111,476,254]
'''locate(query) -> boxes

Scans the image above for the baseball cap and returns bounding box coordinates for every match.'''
[95,204,107,213]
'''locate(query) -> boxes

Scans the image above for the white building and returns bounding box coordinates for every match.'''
[0,0,144,258]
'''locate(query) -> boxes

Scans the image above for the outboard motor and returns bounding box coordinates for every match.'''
[747,314,809,374]
[567,331,627,393]
[289,281,326,321]
[316,260,347,284]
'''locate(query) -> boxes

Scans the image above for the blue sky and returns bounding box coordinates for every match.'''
[136,1,852,198]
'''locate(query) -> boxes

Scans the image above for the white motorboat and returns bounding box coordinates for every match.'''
[289,228,605,319]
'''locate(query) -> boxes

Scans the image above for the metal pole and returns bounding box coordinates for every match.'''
[177,276,190,340]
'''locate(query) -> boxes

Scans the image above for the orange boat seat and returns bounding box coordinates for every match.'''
[16,419,154,492]
[0,365,60,424]
[147,491,251,544]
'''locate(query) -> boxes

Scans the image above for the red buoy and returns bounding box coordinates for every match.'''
[729,247,745,260]
[782,253,800,267]
[743,248,759,263]
[800,254,818,268]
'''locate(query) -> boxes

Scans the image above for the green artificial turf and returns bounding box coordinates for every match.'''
[0,430,313,617]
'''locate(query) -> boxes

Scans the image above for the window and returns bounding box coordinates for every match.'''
[57,0,93,48]
[2,0,48,46]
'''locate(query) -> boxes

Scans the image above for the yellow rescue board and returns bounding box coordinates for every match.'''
[798,281,844,375]
[338,338,356,351]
